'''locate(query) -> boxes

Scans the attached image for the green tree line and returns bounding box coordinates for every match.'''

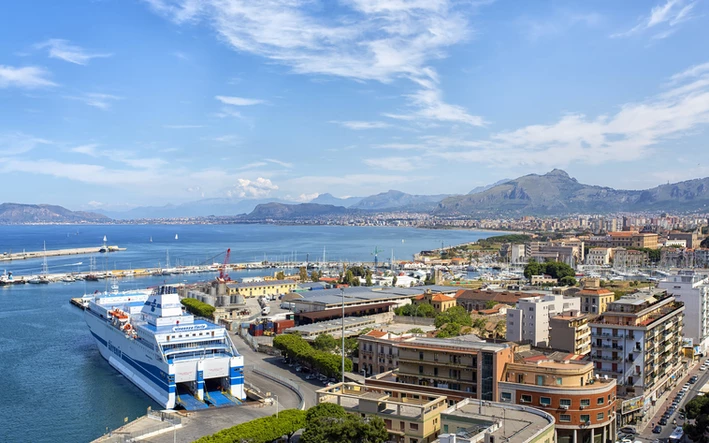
[180,297,216,319]
[195,409,306,443]
[273,334,353,378]
[523,259,576,286]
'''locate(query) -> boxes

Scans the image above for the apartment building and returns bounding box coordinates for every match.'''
[587,232,659,249]
[585,248,611,266]
[612,248,647,270]
[578,287,615,316]
[658,271,709,353]
[367,337,513,403]
[316,382,448,443]
[589,292,684,425]
[455,289,542,313]
[506,294,581,346]
[499,354,617,443]
[526,241,583,267]
[414,290,457,313]
[667,231,700,249]
[439,399,556,443]
[358,330,416,377]
[549,311,592,355]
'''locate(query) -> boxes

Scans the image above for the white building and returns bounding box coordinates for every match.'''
[658,271,709,353]
[586,248,611,266]
[510,244,526,263]
[506,294,581,346]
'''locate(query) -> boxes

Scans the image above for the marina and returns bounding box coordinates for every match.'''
[0,245,126,262]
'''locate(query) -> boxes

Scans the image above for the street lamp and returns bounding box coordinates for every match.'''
[341,287,345,384]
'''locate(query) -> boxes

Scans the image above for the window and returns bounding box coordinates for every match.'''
[540,397,551,406]
[434,367,438,376]
[559,414,571,422]
[517,374,524,383]
[556,377,562,385]
[580,399,590,407]
[560,399,571,407]
[529,307,534,311]
[443,425,449,433]
[521,394,532,403]
[597,412,604,421]
[597,397,604,405]
[536,375,544,386]
[419,352,424,360]
[501,392,512,402]
[419,365,423,374]
[409,423,419,431]
[580,414,590,423]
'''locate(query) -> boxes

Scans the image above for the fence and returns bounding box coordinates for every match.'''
[250,366,306,410]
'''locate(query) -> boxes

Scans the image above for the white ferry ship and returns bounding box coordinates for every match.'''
[84,286,245,410]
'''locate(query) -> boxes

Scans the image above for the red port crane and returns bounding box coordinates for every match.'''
[219,248,231,281]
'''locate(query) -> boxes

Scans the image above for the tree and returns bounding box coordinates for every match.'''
[313,334,337,352]
[472,318,488,336]
[181,298,215,319]
[559,276,577,286]
[683,395,709,443]
[276,271,286,280]
[311,270,321,282]
[299,266,309,281]
[493,320,506,339]
[435,306,472,328]
[301,403,388,443]
[484,300,498,310]
[524,259,543,279]
[543,261,575,280]
[195,409,306,443]
[407,328,424,334]
[365,271,373,287]
[392,275,397,286]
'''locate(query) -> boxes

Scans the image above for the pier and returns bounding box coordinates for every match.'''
[0,245,126,262]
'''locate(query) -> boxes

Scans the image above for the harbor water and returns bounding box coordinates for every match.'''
[0,224,495,442]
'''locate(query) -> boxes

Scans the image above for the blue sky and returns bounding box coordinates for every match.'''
[1,0,709,211]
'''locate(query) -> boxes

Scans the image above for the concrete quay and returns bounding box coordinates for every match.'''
[0,245,125,262]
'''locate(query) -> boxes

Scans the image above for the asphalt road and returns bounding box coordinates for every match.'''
[634,358,709,442]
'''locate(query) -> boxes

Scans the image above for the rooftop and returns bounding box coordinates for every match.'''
[397,336,509,353]
[440,399,554,443]
[227,279,296,288]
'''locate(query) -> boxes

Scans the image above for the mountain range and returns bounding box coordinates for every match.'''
[4,169,709,223]
[0,203,110,224]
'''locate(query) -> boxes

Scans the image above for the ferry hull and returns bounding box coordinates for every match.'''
[85,310,176,409]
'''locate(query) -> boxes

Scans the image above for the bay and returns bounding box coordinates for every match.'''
[0,224,496,443]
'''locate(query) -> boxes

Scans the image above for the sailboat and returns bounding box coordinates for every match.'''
[149,236,153,243]
[28,242,50,284]
[99,235,108,253]
[175,234,178,240]
[85,256,100,281]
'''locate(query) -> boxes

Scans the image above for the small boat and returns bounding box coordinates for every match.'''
[62,275,75,283]
[28,276,50,284]
[175,234,178,240]
[149,236,153,243]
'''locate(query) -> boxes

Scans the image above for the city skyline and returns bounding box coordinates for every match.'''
[1,0,709,211]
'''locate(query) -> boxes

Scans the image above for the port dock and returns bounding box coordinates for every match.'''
[0,245,125,262]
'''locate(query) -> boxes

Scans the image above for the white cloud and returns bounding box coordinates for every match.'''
[146,0,484,128]
[265,158,293,168]
[70,143,100,156]
[670,62,709,84]
[227,177,278,198]
[211,134,241,143]
[0,132,52,155]
[331,120,391,130]
[0,65,56,89]
[173,51,189,60]
[87,200,104,208]
[611,0,696,39]
[215,95,265,106]
[214,107,244,119]
[363,156,421,171]
[384,85,486,126]
[65,93,123,109]
[163,124,204,129]
[292,192,319,202]
[35,39,112,65]
[236,162,268,171]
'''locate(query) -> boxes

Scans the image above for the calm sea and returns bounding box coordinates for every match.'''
[0,224,496,443]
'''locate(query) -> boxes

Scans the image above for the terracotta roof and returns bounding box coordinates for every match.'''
[578,288,614,296]
[365,330,388,338]
[431,293,455,302]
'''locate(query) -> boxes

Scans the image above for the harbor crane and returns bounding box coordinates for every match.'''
[372,246,384,272]
[218,248,231,282]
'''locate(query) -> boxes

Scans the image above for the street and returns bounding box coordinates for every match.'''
[635,358,709,442]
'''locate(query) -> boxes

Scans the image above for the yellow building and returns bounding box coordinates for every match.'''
[578,288,615,315]
[414,290,457,313]
[225,279,297,298]
[317,382,447,443]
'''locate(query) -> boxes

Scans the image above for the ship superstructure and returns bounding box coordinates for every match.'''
[84,286,245,409]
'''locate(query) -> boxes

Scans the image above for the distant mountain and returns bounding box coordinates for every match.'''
[0,203,111,224]
[437,169,709,215]
[310,193,363,208]
[350,190,451,211]
[101,197,292,219]
[468,178,511,195]
[246,202,351,219]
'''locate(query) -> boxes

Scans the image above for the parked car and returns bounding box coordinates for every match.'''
[659,418,668,426]
[690,375,698,383]
[305,374,316,380]
[652,426,662,434]
[619,427,637,435]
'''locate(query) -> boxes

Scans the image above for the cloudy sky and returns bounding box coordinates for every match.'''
[1,0,709,210]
